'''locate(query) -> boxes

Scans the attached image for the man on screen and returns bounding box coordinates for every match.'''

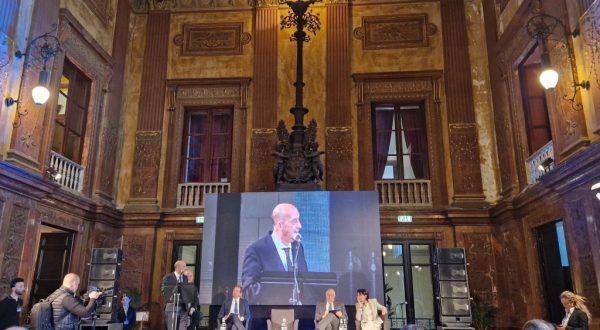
[241,202,308,302]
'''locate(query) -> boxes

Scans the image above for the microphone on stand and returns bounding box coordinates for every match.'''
[289,232,302,305]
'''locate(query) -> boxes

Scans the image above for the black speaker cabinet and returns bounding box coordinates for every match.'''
[434,248,472,328]
[88,248,122,322]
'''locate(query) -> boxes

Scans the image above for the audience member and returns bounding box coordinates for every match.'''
[117,293,136,330]
[0,277,25,330]
[49,273,101,330]
[558,291,590,330]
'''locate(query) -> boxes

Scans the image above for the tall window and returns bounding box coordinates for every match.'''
[373,103,429,180]
[181,107,233,183]
[51,60,91,164]
[382,242,435,329]
[519,47,553,154]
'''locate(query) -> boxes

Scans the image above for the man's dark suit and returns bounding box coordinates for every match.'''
[241,233,308,303]
[564,308,588,330]
[217,298,250,330]
[161,273,189,330]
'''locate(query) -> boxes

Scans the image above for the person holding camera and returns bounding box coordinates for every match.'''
[48,273,102,330]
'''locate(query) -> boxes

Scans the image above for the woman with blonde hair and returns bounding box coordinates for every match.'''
[557,291,590,330]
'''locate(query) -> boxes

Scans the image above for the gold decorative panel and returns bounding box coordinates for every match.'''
[174,23,251,56]
[354,14,437,50]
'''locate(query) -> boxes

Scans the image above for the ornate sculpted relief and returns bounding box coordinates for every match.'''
[0,205,28,296]
[580,1,600,134]
[325,127,353,191]
[100,123,119,194]
[83,0,115,25]
[568,199,600,317]
[249,129,276,192]
[38,207,84,232]
[120,235,147,294]
[353,14,437,50]
[174,23,251,56]
[449,124,484,195]
[131,131,162,198]
[177,86,240,99]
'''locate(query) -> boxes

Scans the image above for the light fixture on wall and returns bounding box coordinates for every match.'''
[592,182,600,201]
[4,25,61,127]
[537,157,554,174]
[526,13,590,110]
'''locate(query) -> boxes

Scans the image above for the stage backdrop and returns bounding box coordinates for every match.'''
[200,191,383,305]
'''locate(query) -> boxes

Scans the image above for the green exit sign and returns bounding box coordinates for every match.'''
[397,215,412,223]
[196,216,204,223]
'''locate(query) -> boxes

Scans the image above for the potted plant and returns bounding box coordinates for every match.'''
[470,293,496,330]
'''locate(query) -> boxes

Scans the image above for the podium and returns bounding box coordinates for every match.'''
[250,271,337,305]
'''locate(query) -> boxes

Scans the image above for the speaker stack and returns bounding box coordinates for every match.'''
[434,248,474,330]
[86,248,123,324]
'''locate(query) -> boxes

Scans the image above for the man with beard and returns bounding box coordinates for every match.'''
[0,278,25,329]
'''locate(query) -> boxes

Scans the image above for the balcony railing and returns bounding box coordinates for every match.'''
[177,182,230,208]
[49,151,85,192]
[526,140,554,184]
[375,179,432,206]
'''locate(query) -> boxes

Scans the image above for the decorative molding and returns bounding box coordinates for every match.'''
[354,14,437,50]
[0,205,28,295]
[148,0,174,10]
[121,235,147,294]
[580,1,600,134]
[449,124,484,195]
[325,127,353,191]
[174,23,251,56]
[131,131,162,198]
[249,129,277,192]
[567,199,600,317]
[83,0,115,25]
[38,207,84,232]
[177,85,241,99]
[364,80,433,95]
[100,123,119,193]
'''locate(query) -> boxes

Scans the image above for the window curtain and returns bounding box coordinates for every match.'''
[398,107,426,179]
[374,109,394,179]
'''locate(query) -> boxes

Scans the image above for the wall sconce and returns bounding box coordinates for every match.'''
[592,182,600,201]
[526,13,590,111]
[4,25,61,127]
[46,167,62,182]
[537,157,554,174]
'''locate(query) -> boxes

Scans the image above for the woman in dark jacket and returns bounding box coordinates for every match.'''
[117,294,136,330]
[558,291,590,330]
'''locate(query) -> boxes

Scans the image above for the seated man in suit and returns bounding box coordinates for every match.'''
[241,203,308,303]
[183,270,203,330]
[315,288,347,330]
[218,285,250,330]
[161,260,190,330]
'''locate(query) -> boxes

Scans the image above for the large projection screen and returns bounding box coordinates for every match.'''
[200,191,383,305]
